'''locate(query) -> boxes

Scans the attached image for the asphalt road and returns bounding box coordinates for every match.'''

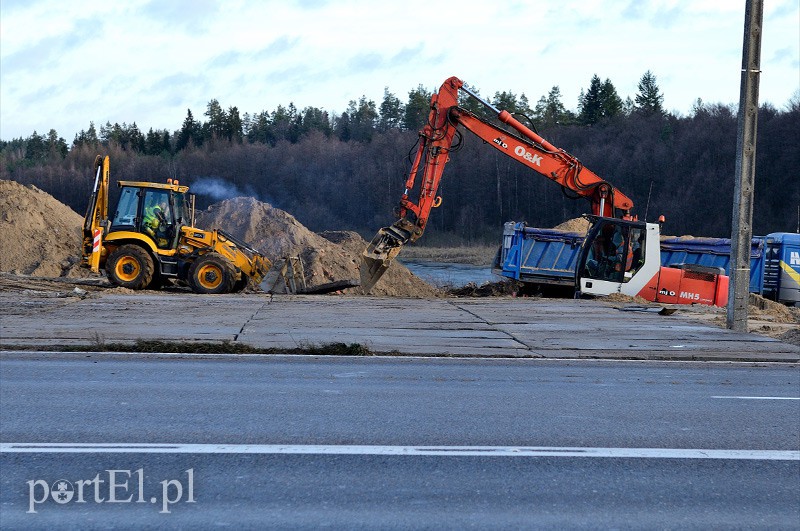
[1,354,798,529]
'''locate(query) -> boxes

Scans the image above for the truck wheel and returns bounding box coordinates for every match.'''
[188,254,235,294]
[106,245,154,290]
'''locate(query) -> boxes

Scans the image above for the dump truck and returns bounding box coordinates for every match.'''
[82,155,271,294]
[495,222,799,306]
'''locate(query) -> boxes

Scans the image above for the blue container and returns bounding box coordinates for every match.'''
[496,221,774,296]
[659,237,765,294]
[496,223,583,285]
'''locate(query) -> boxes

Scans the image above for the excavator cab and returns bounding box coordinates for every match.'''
[577,216,660,298]
[576,216,729,305]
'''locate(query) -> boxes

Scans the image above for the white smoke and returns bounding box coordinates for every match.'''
[191,177,243,201]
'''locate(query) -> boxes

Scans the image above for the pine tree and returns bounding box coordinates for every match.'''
[226,106,243,143]
[634,70,665,115]
[204,99,226,140]
[24,131,46,161]
[378,88,403,131]
[599,79,623,119]
[176,110,202,151]
[578,75,603,125]
[534,86,573,127]
[403,85,432,130]
[579,76,624,124]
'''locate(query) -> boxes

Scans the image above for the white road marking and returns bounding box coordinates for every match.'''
[712,396,800,400]
[1,443,797,460]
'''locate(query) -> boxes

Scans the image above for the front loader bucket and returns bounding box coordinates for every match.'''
[360,223,412,293]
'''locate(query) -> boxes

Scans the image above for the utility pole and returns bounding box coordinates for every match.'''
[727,0,763,331]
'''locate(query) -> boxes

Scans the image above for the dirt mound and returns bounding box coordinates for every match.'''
[196,198,439,297]
[748,294,800,325]
[0,180,89,277]
[553,217,590,234]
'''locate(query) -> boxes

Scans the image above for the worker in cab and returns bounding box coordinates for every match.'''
[610,225,633,273]
[143,198,170,246]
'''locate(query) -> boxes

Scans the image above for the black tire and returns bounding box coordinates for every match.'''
[106,245,155,290]
[188,253,236,294]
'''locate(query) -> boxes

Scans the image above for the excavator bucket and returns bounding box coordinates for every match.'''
[360,223,411,293]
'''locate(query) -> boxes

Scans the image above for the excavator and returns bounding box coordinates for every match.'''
[362,76,728,306]
[82,155,271,294]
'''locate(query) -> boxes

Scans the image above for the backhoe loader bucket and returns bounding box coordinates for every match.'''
[360,223,412,293]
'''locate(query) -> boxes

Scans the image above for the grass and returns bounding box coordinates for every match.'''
[0,339,377,356]
[398,244,499,265]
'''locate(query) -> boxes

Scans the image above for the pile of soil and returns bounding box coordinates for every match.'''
[748,293,800,325]
[0,183,436,297]
[196,197,439,298]
[0,180,88,277]
[553,217,590,234]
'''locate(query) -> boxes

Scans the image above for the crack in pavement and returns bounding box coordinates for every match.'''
[449,301,541,356]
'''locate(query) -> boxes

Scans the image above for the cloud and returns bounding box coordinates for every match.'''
[621,1,683,29]
[347,52,384,73]
[0,0,35,13]
[208,50,245,69]
[252,36,301,61]
[293,0,329,8]
[1,31,87,73]
[139,0,220,31]
[388,44,424,67]
[769,0,799,20]
[13,85,59,113]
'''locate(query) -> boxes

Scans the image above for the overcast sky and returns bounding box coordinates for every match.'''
[1,0,798,141]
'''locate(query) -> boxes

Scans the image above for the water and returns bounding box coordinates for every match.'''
[401,261,499,288]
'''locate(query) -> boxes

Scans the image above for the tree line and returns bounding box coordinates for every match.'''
[1,72,797,243]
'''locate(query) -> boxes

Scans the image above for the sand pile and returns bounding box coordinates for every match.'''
[196,197,439,297]
[0,180,88,277]
[553,217,590,234]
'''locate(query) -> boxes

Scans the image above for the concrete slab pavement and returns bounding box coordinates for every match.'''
[1,290,797,362]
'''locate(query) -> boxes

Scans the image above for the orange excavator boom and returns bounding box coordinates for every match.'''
[361,76,635,291]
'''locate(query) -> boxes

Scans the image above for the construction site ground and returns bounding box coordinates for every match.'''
[1,274,797,363]
[1,180,797,362]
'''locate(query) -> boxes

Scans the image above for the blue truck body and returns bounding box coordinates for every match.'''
[495,221,799,305]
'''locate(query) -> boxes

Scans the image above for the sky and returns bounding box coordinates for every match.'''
[1,0,798,142]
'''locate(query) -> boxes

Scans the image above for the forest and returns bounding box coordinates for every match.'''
[1,72,798,243]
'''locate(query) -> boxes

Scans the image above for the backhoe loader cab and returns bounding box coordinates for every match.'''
[111,181,189,250]
[82,156,271,294]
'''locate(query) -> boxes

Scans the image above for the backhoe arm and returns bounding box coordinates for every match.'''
[82,155,110,272]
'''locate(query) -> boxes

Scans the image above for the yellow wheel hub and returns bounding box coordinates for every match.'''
[115,256,141,282]
[197,264,223,289]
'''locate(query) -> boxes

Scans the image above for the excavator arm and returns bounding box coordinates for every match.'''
[361,76,634,291]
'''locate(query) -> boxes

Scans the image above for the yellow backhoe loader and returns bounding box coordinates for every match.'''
[82,155,270,294]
